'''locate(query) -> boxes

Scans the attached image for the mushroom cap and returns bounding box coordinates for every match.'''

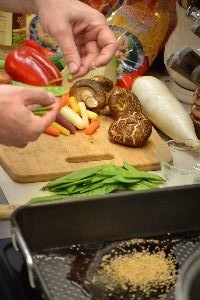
[108,88,142,119]
[108,112,152,147]
[69,79,106,112]
[91,76,114,92]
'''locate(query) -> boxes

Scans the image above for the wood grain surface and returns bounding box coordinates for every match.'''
[0,116,170,183]
[0,204,19,220]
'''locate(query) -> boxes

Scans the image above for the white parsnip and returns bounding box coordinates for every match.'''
[60,106,85,129]
[78,102,89,128]
[132,76,199,147]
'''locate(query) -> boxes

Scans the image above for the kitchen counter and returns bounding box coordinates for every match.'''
[0,89,192,204]
[0,166,46,205]
[0,61,195,237]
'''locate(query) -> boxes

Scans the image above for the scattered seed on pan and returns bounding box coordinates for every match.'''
[90,239,178,299]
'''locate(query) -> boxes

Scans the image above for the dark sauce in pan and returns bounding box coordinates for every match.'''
[35,233,200,300]
[65,238,179,299]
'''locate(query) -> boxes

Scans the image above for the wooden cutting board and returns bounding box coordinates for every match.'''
[0,116,169,183]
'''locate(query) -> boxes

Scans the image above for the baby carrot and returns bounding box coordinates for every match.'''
[59,93,69,108]
[86,109,98,120]
[84,119,100,135]
[52,122,70,136]
[69,96,80,114]
[44,126,60,137]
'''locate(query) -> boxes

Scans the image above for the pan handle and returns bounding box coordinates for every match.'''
[11,227,36,288]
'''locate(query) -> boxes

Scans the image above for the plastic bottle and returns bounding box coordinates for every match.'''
[78,0,176,88]
[106,0,176,88]
[0,11,26,60]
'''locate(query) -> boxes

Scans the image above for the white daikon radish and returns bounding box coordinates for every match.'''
[132,76,199,147]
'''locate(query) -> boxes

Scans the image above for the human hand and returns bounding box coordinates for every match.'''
[34,0,117,77]
[0,85,60,147]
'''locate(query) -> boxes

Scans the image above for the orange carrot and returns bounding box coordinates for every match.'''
[84,119,100,135]
[59,93,69,108]
[44,126,60,137]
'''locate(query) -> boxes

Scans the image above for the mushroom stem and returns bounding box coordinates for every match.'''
[83,96,98,108]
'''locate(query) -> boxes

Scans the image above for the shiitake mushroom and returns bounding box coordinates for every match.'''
[108,88,152,147]
[69,79,107,113]
[108,113,152,147]
[69,76,116,114]
[91,76,113,92]
[69,79,152,147]
[108,88,142,119]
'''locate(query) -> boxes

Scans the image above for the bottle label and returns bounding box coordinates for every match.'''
[108,2,169,64]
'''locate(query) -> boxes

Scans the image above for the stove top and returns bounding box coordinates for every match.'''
[0,239,42,300]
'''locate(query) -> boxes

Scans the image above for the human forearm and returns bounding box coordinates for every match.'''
[0,0,37,13]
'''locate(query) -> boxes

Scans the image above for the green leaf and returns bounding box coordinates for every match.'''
[36,162,165,204]
[11,81,68,96]
[0,60,5,69]
[32,106,52,116]
[49,178,92,192]
[74,183,120,197]
[44,85,68,96]
[89,175,108,184]
[113,175,141,184]
[78,175,128,194]
[44,164,110,189]
[50,54,65,71]
[96,165,125,177]
[30,193,67,203]
[128,180,160,191]
[123,162,165,181]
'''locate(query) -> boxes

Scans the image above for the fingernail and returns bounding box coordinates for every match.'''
[68,62,78,74]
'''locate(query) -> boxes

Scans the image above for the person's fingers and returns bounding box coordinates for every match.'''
[40,100,60,128]
[20,88,55,106]
[93,29,117,67]
[15,100,59,145]
[58,26,81,75]
[73,38,115,78]
[80,41,100,71]
[27,104,41,111]
[31,99,60,134]
[72,65,89,78]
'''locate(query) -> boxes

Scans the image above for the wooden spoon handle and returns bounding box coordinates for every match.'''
[0,204,19,220]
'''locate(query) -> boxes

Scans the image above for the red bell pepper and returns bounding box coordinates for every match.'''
[116,57,149,90]
[24,39,56,57]
[5,46,62,86]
